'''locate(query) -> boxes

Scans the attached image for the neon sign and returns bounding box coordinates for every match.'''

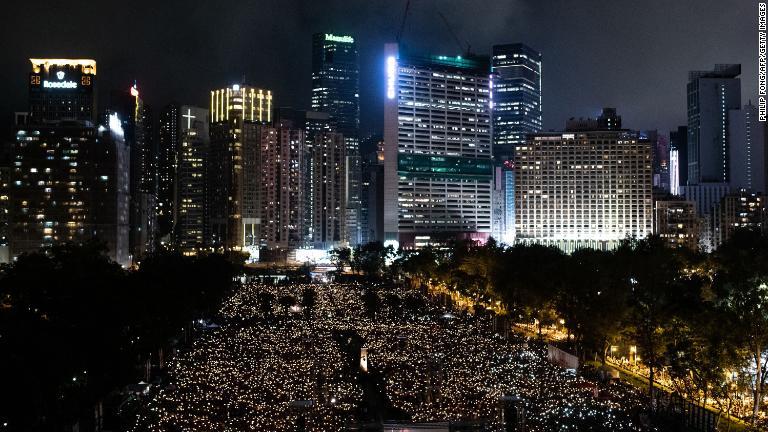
[325,33,354,43]
[386,56,396,99]
[43,80,77,89]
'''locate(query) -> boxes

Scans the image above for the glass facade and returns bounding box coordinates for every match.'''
[491,44,542,160]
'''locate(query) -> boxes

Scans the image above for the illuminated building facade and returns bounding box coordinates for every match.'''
[669,126,688,194]
[207,84,272,254]
[157,103,180,242]
[110,84,155,261]
[515,131,653,252]
[713,190,766,247]
[383,44,493,248]
[312,131,346,249]
[278,108,337,247]
[259,126,305,250]
[654,199,698,250]
[10,118,130,266]
[687,64,741,184]
[728,101,767,194]
[175,106,209,252]
[28,58,97,123]
[312,32,362,246]
[491,43,542,160]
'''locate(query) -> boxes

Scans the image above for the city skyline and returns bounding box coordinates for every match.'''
[0,0,756,142]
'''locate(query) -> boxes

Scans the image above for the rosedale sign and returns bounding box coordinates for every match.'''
[42,71,78,89]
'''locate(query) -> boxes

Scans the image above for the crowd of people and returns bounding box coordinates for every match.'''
[131,282,655,431]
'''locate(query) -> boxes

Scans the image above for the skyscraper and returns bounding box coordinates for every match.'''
[157,103,180,243]
[110,83,155,261]
[175,106,209,253]
[687,64,741,184]
[208,84,272,254]
[491,43,542,160]
[10,116,130,266]
[28,58,97,123]
[515,131,653,252]
[11,58,129,265]
[728,101,767,194]
[312,33,361,245]
[383,44,493,248]
[259,126,305,250]
[312,131,346,249]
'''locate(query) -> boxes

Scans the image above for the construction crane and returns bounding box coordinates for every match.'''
[396,0,411,43]
[437,10,471,56]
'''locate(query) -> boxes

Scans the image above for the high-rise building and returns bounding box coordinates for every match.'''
[640,130,670,193]
[10,116,130,266]
[208,84,272,254]
[157,103,180,243]
[669,126,688,194]
[383,44,493,248]
[110,83,155,261]
[259,126,305,250]
[312,131,346,249]
[654,199,698,250]
[515,131,653,252]
[360,135,384,244]
[0,135,12,263]
[729,101,767,194]
[175,106,209,253]
[28,58,97,123]
[278,108,338,247]
[491,43,542,160]
[713,190,766,247]
[312,33,362,246]
[687,64,741,184]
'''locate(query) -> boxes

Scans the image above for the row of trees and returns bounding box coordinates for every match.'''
[394,230,768,425]
[0,242,243,432]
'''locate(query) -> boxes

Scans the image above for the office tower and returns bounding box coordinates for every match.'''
[654,199,699,250]
[383,44,493,248]
[157,103,180,243]
[713,190,766,247]
[687,64,741,184]
[312,33,362,246]
[515,131,653,252]
[565,107,622,132]
[28,58,97,123]
[312,131,346,249]
[729,101,767,193]
[259,126,305,250]
[110,83,155,261]
[489,161,515,244]
[491,43,542,160]
[10,115,130,266]
[207,84,272,254]
[669,126,688,194]
[175,106,209,253]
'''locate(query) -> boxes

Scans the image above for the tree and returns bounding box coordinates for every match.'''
[556,248,629,363]
[351,242,396,279]
[712,228,768,422]
[617,236,681,403]
[329,247,352,274]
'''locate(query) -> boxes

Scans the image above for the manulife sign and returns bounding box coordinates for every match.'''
[325,33,354,43]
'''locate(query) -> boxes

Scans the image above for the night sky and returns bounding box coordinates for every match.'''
[0,0,756,141]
